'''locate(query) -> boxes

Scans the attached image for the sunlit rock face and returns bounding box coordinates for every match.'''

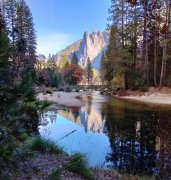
[77,31,108,69]
[55,30,108,69]
[80,104,106,133]
[58,103,106,134]
[56,39,82,67]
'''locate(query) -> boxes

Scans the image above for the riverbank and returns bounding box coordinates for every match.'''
[100,87,171,106]
[120,92,171,105]
[1,137,153,180]
[37,87,171,107]
[118,87,171,106]
[37,91,89,107]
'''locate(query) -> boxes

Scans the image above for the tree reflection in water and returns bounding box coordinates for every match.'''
[102,99,171,178]
[40,92,171,179]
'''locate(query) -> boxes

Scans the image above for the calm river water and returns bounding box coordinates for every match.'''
[39,91,171,178]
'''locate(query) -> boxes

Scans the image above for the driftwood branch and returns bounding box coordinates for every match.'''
[56,130,77,142]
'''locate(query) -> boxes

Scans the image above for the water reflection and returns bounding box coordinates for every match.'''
[40,91,171,178]
[58,92,107,133]
[101,97,171,178]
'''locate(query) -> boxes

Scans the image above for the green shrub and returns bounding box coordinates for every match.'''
[67,153,94,180]
[25,100,51,111]
[21,137,63,154]
[49,168,63,180]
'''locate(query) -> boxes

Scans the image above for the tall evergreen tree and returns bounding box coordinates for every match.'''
[99,51,106,84]
[13,0,36,83]
[107,0,171,89]
[85,57,93,85]
[24,4,37,68]
[142,0,149,86]
[1,0,17,54]
[60,53,69,69]
[47,54,56,70]
[159,0,171,87]
[105,26,118,84]
[1,0,18,82]
[71,51,78,65]
[0,1,48,167]
[0,8,11,85]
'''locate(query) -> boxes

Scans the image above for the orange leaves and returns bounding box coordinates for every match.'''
[63,64,83,85]
[160,24,169,34]
[71,106,79,113]
[128,0,137,6]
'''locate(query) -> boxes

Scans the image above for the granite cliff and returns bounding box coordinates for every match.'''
[56,30,108,69]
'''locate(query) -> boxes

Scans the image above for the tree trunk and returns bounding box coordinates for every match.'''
[121,0,124,48]
[160,44,167,87]
[142,0,149,86]
[154,33,157,87]
[160,2,171,88]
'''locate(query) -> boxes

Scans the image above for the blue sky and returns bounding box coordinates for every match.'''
[25,0,111,56]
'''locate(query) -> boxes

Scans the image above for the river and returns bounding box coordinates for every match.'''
[39,91,171,178]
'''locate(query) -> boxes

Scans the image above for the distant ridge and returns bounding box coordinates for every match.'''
[55,30,108,69]
[55,39,82,67]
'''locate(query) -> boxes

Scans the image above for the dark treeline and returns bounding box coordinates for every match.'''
[0,0,49,172]
[100,0,171,89]
[0,0,37,85]
[36,52,94,88]
[36,54,63,87]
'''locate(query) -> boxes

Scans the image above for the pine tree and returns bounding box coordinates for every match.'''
[0,8,11,85]
[1,0,18,82]
[85,57,93,85]
[99,51,106,84]
[15,0,27,59]
[1,0,17,54]
[24,4,37,68]
[105,0,171,89]
[13,0,37,84]
[0,1,44,163]
[71,51,78,65]
[47,54,56,70]
[108,0,130,48]
[105,26,118,84]
[141,0,149,86]
[159,1,171,87]
[60,53,69,69]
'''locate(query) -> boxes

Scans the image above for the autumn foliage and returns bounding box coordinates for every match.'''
[160,24,169,34]
[128,0,136,6]
[63,64,83,85]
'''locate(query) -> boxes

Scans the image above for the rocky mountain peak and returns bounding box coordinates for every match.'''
[55,30,109,69]
[83,31,89,38]
[78,30,108,68]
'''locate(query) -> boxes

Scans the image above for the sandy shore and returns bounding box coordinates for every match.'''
[120,92,171,105]
[37,91,88,107]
